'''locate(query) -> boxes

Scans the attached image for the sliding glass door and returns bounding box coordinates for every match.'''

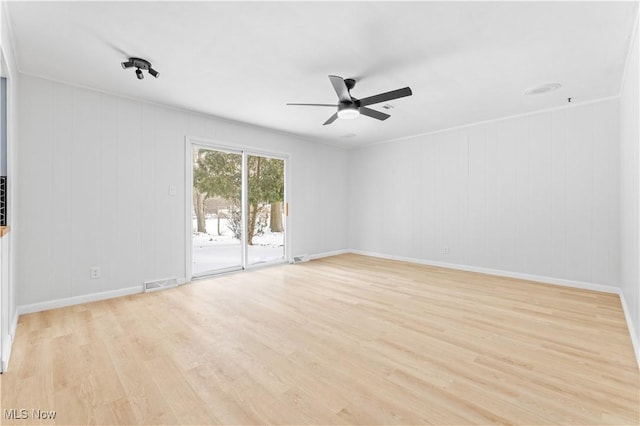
[246,155,285,266]
[191,147,243,276]
[190,144,286,277]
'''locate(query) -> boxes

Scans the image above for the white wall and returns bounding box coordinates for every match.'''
[620,21,639,358]
[17,74,348,307]
[349,99,620,288]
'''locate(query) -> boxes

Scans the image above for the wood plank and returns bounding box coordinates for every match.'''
[1,254,638,425]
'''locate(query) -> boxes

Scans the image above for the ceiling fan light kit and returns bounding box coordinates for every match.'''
[287,75,413,125]
[337,104,360,119]
[121,57,159,80]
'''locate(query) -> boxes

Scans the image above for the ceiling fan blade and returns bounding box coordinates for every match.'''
[286,103,337,107]
[323,112,339,126]
[358,87,413,107]
[328,75,352,103]
[360,107,390,121]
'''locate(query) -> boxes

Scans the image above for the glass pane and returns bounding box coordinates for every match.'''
[192,147,242,275]
[247,155,285,265]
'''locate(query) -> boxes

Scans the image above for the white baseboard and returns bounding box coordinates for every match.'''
[17,286,144,316]
[348,249,620,294]
[308,249,349,260]
[619,291,640,369]
[17,276,189,316]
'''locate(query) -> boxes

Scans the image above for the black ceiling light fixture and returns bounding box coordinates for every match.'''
[121,57,159,80]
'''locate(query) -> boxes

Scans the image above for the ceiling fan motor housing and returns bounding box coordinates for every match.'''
[338,102,358,112]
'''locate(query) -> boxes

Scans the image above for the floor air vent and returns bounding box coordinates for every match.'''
[144,277,178,293]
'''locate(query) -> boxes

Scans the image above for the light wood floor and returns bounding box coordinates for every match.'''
[1,254,638,425]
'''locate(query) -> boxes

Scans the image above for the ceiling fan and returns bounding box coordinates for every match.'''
[287,75,412,125]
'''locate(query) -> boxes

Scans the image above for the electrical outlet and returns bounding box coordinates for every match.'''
[90,266,101,279]
[443,247,449,255]
[168,185,177,196]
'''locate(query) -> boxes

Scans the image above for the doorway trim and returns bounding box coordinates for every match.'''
[184,136,291,283]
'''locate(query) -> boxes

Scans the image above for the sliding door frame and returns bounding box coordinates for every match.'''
[185,136,291,282]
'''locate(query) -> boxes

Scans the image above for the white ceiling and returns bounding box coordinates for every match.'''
[6,1,638,147]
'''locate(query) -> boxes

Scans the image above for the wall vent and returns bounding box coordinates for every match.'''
[144,277,178,293]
